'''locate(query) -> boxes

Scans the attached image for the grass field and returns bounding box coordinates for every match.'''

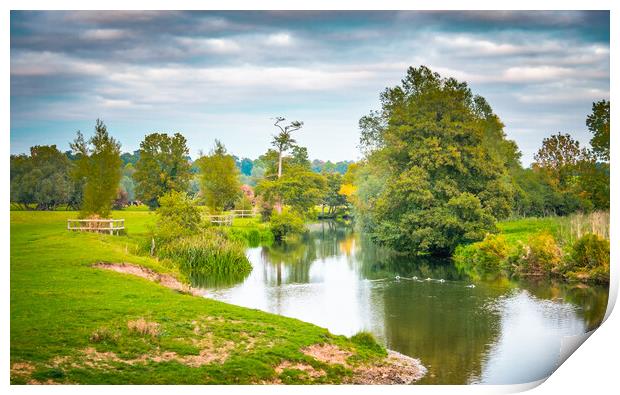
[10,211,387,384]
[497,212,609,246]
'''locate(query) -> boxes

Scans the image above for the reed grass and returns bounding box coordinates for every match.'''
[157,230,252,275]
[556,211,609,245]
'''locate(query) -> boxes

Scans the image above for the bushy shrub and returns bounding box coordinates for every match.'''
[564,233,610,283]
[157,229,251,275]
[453,234,509,275]
[517,232,562,275]
[269,211,306,240]
[570,233,610,269]
[155,191,201,242]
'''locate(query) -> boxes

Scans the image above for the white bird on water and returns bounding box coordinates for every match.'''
[466,284,476,288]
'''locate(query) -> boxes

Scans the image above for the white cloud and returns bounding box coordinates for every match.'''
[514,88,609,104]
[11,51,107,76]
[501,66,573,82]
[177,37,241,54]
[266,32,293,46]
[83,29,128,40]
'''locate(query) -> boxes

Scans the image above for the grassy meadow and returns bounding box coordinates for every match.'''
[10,211,387,384]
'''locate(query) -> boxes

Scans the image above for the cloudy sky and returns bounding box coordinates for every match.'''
[10,11,609,164]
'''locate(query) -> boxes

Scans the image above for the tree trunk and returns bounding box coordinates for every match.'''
[276,150,283,214]
[277,151,283,179]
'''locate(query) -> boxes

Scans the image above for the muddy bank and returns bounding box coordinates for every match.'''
[93,262,200,296]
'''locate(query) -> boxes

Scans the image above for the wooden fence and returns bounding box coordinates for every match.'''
[206,214,234,226]
[67,219,125,235]
[230,209,257,218]
[206,209,257,226]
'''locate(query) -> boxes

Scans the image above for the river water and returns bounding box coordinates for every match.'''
[196,222,608,384]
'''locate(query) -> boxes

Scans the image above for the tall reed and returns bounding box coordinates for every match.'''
[157,230,252,275]
[557,211,609,245]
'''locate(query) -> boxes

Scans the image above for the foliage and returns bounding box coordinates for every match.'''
[225,226,274,248]
[120,163,136,201]
[11,211,385,384]
[514,232,562,276]
[257,168,327,215]
[586,100,610,161]
[271,116,303,178]
[533,133,586,190]
[321,172,347,216]
[311,159,353,175]
[133,132,191,209]
[10,145,74,210]
[112,188,129,210]
[528,130,609,212]
[565,233,609,283]
[269,211,306,240]
[355,66,516,255]
[154,190,201,242]
[157,230,252,276]
[453,234,509,275]
[70,119,122,218]
[197,140,241,213]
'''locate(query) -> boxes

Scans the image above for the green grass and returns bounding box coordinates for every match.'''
[10,211,386,384]
[497,211,609,246]
[496,216,562,245]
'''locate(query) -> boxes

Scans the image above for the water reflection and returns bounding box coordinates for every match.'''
[199,221,608,385]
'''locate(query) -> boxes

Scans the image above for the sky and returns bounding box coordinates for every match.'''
[10,11,610,165]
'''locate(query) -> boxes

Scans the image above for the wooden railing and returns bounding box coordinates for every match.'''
[230,209,257,218]
[206,214,234,226]
[67,219,125,235]
[205,209,257,226]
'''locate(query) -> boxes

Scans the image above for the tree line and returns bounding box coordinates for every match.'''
[347,65,609,256]
[10,118,350,220]
[10,64,609,256]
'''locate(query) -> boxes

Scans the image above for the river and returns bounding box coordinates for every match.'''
[195,221,608,385]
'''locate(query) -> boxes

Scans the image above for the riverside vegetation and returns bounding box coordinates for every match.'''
[10,64,610,384]
[11,210,428,384]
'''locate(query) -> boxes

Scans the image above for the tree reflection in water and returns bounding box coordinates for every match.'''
[197,221,609,384]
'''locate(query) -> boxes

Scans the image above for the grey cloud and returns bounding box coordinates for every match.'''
[10,11,610,164]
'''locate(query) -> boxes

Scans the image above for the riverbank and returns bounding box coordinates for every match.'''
[10,211,425,384]
[454,212,610,283]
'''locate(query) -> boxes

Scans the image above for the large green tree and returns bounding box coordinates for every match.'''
[533,133,585,190]
[134,132,191,208]
[586,100,610,161]
[70,119,122,218]
[356,66,517,256]
[10,145,73,210]
[197,140,241,213]
[256,168,327,215]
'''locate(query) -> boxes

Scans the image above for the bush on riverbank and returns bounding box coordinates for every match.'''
[453,234,509,277]
[514,232,563,276]
[565,233,610,283]
[454,213,610,284]
[269,211,306,240]
[151,191,251,275]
